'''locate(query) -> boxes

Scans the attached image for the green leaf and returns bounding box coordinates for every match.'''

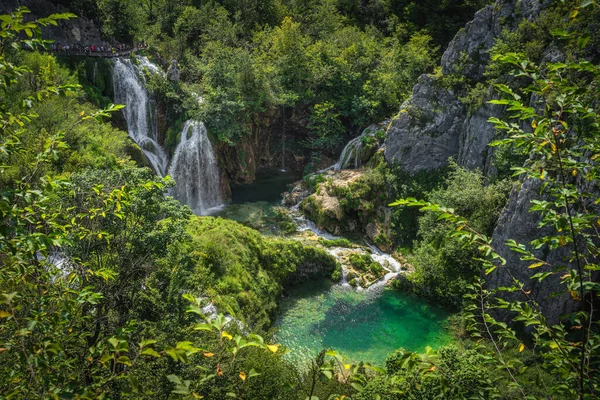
[0,292,17,304]
[577,33,590,49]
[248,368,261,378]
[141,348,161,358]
[351,382,364,392]
[117,356,132,366]
[139,339,157,348]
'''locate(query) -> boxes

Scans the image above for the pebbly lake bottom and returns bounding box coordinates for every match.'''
[274,279,452,367]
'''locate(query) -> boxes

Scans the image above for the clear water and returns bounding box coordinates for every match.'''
[229,168,300,204]
[215,168,453,367]
[214,169,300,235]
[275,280,452,367]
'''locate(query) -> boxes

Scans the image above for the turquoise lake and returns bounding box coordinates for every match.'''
[275,280,452,366]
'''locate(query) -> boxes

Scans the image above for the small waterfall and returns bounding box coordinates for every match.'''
[317,121,388,173]
[333,135,364,171]
[92,62,98,86]
[168,120,223,215]
[113,57,168,176]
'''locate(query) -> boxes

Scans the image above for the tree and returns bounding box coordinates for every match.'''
[392,2,600,397]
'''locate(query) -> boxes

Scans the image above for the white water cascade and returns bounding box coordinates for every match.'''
[168,120,223,215]
[333,135,364,170]
[113,57,168,176]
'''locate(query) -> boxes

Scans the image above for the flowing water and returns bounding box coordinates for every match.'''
[168,120,223,215]
[112,67,450,364]
[275,280,451,367]
[208,167,452,366]
[333,135,364,170]
[113,57,168,176]
[113,57,224,215]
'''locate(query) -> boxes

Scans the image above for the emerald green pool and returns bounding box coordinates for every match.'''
[275,280,452,366]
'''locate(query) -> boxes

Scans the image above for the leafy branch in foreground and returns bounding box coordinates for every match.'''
[390,6,600,397]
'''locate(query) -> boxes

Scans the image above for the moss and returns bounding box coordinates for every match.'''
[318,237,353,248]
[161,216,336,330]
[331,263,342,281]
[304,172,326,192]
[349,253,374,271]
[459,82,490,116]
[374,232,393,251]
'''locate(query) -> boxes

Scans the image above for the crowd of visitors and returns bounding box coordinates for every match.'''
[46,42,147,56]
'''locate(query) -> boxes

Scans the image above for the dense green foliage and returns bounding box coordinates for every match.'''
[0,10,344,399]
[157,216,337,330]
[398,163,510,308]
[392,3,600,397]
[2,0,600,398]
[59,0,493,165]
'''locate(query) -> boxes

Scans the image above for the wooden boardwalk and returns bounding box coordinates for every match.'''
[50,49,137,58]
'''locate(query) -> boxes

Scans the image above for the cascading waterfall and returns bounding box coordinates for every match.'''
[113,57,168,176]
[92,62,98,86]
[168,120,223,215]
[333,135,364,170]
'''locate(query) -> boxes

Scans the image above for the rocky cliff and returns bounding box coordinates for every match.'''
[1,0,106,46]
[486,179,577,324]
[384,0,552,174]
[383,0,584,322]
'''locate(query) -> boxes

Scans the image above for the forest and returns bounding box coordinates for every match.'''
[0,0,599,399]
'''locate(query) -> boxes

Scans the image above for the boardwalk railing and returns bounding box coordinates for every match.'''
[49,49,136,58]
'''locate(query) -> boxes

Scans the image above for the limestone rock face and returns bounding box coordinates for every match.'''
[441,0,552,81]
[384,75,466,173]
[441,3,510,81]
[486,179,577,324]
[384,0,551,174]
[457,90,501,175]
[167,60,181,83]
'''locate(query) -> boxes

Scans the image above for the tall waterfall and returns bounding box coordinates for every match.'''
[168,120,223,215]
[113,57,168,176]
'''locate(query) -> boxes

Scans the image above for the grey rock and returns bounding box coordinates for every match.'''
[384,75,466,173]
[167,59,181,83]
[458,89,502,175]
[486,179,577,324]
[441,0,550,81]
[441,3,509,81]
[385,0,553,174]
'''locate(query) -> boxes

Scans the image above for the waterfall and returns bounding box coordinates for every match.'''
[317,121,388,173]
[168,120,223,215]
[92,62,98,86]
[113,57,222,215]
[333,135,364,171]
[113,57,168,176]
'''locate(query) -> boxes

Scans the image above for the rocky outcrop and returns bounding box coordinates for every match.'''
[441,0,552,81]
[167,60,181,83]
[385,0,551,174]
[383,0,582,325]
[457,89,501,175]
[384,75,466,173]
[301,167,394,251]
[1,0,106,46]
[486,179,577,324]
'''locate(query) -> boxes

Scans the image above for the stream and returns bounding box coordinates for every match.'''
[215,168,452,367]
[112,56,452,367]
